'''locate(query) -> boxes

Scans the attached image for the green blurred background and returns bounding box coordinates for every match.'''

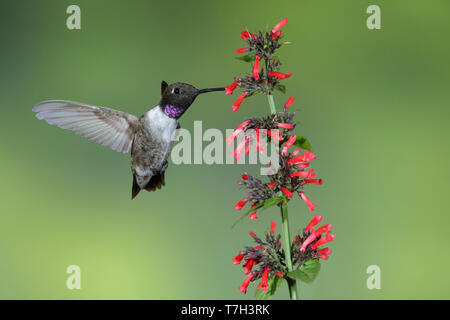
[1,0,449,299]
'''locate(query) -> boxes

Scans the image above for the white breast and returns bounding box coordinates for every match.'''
[144,106,178,142]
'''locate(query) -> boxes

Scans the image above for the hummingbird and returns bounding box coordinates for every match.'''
[33,81,225,199]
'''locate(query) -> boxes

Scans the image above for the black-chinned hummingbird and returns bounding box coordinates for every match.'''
[33,81,224,199]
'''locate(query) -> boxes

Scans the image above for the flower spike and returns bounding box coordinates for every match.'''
[229,19,334,297]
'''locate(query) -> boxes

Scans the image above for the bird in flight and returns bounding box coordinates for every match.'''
[33,81,224,199]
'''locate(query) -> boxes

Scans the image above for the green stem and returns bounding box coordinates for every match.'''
[267,94,277,114]
[281,203,298,300]
[266,95,298,300]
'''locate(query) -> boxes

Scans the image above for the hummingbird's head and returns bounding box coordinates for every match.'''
[159,81,224,119]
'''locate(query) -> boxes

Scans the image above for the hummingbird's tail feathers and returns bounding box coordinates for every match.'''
[144,173,165,192]
[32,100,139,153]
[131,175,141,200]
[131,172,166,199]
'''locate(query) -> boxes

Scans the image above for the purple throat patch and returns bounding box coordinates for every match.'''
[164,104,184,118]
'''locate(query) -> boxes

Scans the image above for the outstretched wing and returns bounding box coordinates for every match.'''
[33,100,139,153]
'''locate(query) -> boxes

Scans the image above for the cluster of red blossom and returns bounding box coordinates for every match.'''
[293,214,334,262]
[231,109,322,217]
[227,18,334,295]
[225,107,295,162]
[233,221,283,293]
[234,216,334,294]
[225,18,291,111]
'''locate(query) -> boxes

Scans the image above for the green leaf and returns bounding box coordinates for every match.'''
[260,196,285,210]
[255,276,285,300]
[274,84,286,93]
[287,259,321,284]
[231,196,285,228]
[293,136,312,151]
[235,52,256,63]
[245,91,260,98]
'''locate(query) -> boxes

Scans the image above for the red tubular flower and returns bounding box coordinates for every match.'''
[299,219,334,256]
[272,17,288,34]
[302,150,317,162]
[252,55,261,80]
[318,247,331,254]
[239,272,254,293]
[302,178,323,185]
[305,214,323,232]
[268,71,292,79]
[282,134,296,156]
[233,136,250,161]
[284,96,294,109]
[233,253,245,265]
[299,192,317,211]
[276,122,293,130]
[276,272,284,278]
[290,168,317,178]
[311,233,335,249]
[315,223,332,235]
[257,267,270,292]
[267,129,284,141]
[287,157,301,165]
[281,187,293,198]
[244,140,250,156]
[231,92,248,111]
[318,247,332,260]
[241,174,248,180]
[235,48,248,54]
[249,231,256,237]
[225,120,249,145]
[243,258,257,274]
[254,128,265,154]
[267,181,276,189]
[292,148,300,156]
[254,128,260,153]
[254,245,263,249]
[249,211,258,220]
[300,231,319,252]
[225,81,238,95]
[240,30,255,41]
[319,254,329,260]
[235,198,247,210]
[288,150,316,164]
[271,30,282,40]
[270,220,276,234]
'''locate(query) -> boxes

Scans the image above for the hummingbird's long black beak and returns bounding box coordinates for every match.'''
[196,87,225,95]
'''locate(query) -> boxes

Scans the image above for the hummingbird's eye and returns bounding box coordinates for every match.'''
[172,88,180,94]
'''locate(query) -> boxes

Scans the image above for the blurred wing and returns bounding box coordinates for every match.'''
[33,100,139,153]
